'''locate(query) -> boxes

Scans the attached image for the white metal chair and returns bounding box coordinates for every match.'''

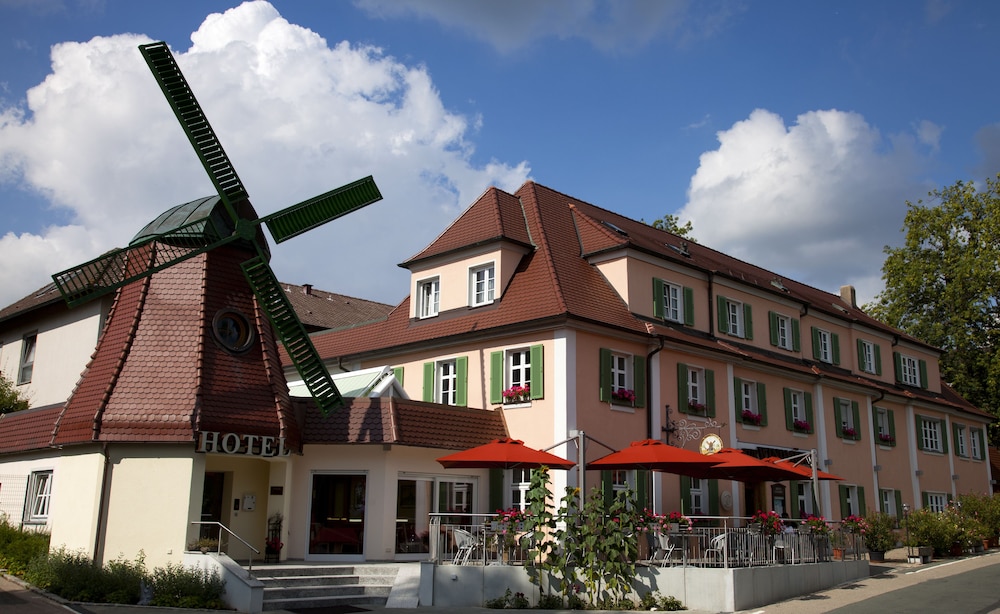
[655,532,678,567]
[453,528,477,565]
[704,532,727,566]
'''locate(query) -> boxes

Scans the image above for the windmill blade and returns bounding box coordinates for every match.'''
[52,216,232,307]
[241,256,344,415]
[139,41,248,222]
[262,176,383,244]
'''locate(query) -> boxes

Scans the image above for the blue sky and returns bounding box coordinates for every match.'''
[1,0,997,310]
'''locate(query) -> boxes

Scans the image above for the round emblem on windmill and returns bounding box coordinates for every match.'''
[213,310,255,353]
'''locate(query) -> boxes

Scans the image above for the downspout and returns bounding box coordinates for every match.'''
[94,442,111,564]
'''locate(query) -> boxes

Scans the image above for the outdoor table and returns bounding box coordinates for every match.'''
[669,531,702,566]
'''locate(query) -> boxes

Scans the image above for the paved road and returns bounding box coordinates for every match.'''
[0,575,76,614]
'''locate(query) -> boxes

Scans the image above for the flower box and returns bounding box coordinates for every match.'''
[687,401,708,415]
[611,388,636,405]
[502,385,530,404]
[792,419,811,433]
[741,409,763,426]
[878,433,896,445]
[841,426,857,439]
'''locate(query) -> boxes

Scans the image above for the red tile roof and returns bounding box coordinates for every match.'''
[281,283,393,333]
[0,404,63,454]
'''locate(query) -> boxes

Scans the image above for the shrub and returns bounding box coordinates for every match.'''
[903,508,960,556]
[863,511,898,552]
[148,562,225,609]
[0,515,50,577]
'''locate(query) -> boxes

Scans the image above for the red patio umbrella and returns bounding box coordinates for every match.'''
[436,438,576,470]
[681,448,806,483]
[586,439,722,472]
[760,456,844,481]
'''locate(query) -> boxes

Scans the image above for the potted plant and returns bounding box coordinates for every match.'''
[502,385,530,404]
[740,409,763,426]
[687,401,708,415]
[750,510,785,536]
[611,388,636,405]
[792,418,811,433]
[863,511,897,562]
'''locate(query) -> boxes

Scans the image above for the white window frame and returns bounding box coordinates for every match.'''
[611,352,632,396]
[925,492,947,513]
[839,398,855,436]
[971,429,983,460]
[843,485,860,516]
[796,482,814,516]
[417,277,440,319]
[509,468,532,511]
[900,354,920,387]
[725,299,744,338]
[663,282,683,323]
[689,478,707,515]
[775,314,792,350]
[437,359,457,405]
[790,390,805,423]
[876,407,890,439]
[18,333,37,385]
[816,329,833,363]
[507,348,531,392]
[741,380,757,413]
[860,340,876,373]
[880,489,897,516]
[25,470,53,523]
[955,424,968,457]
[920,417,943,453]
[469,263,495,307]
[611,469,634,495]
[687,366,704,406]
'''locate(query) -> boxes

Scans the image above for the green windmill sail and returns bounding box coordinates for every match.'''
[51,41,382,416]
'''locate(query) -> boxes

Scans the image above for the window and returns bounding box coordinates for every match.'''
[417,278,440,318]
[687,478,706,515]
[490,346,544,404]
[783,388,813,433]
[735,377,766,426]
[834,397,860,440]
[612,470,633,495]
[954,424,968,457]
[879,488,901,518]
[924,492,947,513]
[917,416,945,453]
[894,352,927,388]
[768,311,800,351]
[838,484,865,517]
[652,279,694,325]
[970,429,984,460]
[422,357,468,406]
[510,469,531,511]
[811,327,840,364]
[599,349,645,408]
[717,295,752,339]
[677,363,713,416]
[857,339,881,375]
[18,333,37,385]
[25,470,52,523]
[469,264,495,307]
[875,407,896,446]
[795,482,814,517]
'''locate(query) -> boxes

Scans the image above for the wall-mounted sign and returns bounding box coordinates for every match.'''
[196,431,291,457]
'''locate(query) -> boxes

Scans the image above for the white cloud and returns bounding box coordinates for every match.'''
[0,0,530,308]
[678,108,935,306]
[355,0,695,53]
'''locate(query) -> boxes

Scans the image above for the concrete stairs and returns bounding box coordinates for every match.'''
[254,563,399,611]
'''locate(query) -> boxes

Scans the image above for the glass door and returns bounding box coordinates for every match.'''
[310,473,366,556]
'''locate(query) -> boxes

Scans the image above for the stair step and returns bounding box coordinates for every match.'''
[256,563,399,611]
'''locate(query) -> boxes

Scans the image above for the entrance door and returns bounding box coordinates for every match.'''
[200,472,225,541]
[310,474,366,556]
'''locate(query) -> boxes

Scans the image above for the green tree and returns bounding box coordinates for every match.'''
[0,371,30,413]
[647,214,697,242]
[867,175,1000,440]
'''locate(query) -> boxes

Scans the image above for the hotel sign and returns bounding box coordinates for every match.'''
[196,431,291,457]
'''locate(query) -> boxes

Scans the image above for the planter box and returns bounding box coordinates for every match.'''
[908,546,933,564]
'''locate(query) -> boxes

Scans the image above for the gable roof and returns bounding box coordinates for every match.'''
[281,283,393,333]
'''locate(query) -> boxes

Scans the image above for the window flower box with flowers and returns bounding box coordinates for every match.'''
[792,419,812,433]
[687,401,708,415]
[841,425,858,440]
[611,388,636,405]
[878,433,896,446]
[841,514,867,534]
[805,515,831,536]
[502,385,530,405]
[741,409,763,426]
[750,510,786,536]
[492,507,531,552]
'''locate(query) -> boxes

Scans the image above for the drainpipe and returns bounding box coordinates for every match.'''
[94,442,111,564]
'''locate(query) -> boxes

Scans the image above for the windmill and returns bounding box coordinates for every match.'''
[51,41,382,416]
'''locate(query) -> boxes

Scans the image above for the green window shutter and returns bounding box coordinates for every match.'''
[733,377,743,415]
[489,469,504,512]
[888,409,896,444]
[677,363,690,413]
[422,362,435,402]
[705,369,716,418]
[953,423,964,457]
[811,327,822,360]
[858,486,866,515]
[789,480,800,518]
[743,304,753,340]
[456,356,469,406]
[683,287,695,326]
[893,352,903,383]
[831,333,841,365]
[833,398,844,438]
[652,278,665,319]
[851,401,861,441]
[530,345,544,400]
[894,491,904,521]
[856,339,865,370]
[768,311,779,346]
[804,392,814,433]
[636,470,649,510]
[918,360,928,389]
[783,388,794,430]
[489,351,504,405]
[633,355,646,408]
[940,420,949,454]
[791,318,801,351]
[602,471,614,511]
[921,492,930,509]
[599,348,612,402]
[874,344,882,375]
[871,406,879,438]
[878,489,887,513]
[915,416,925,450]
[708,480,720,516]
[716,295,729,334]
[680,476,692,516]
[393,366,404,387]
[757,382,768,426]
[839,485,849,517]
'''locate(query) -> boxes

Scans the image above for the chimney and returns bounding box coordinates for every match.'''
[303,284,313,296]
[839,285,856,308]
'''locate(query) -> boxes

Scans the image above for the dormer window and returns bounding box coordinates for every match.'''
[417,277,440,318]
[469,263,495,307]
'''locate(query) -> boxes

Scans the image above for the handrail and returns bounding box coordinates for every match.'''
[191,521,260,572]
